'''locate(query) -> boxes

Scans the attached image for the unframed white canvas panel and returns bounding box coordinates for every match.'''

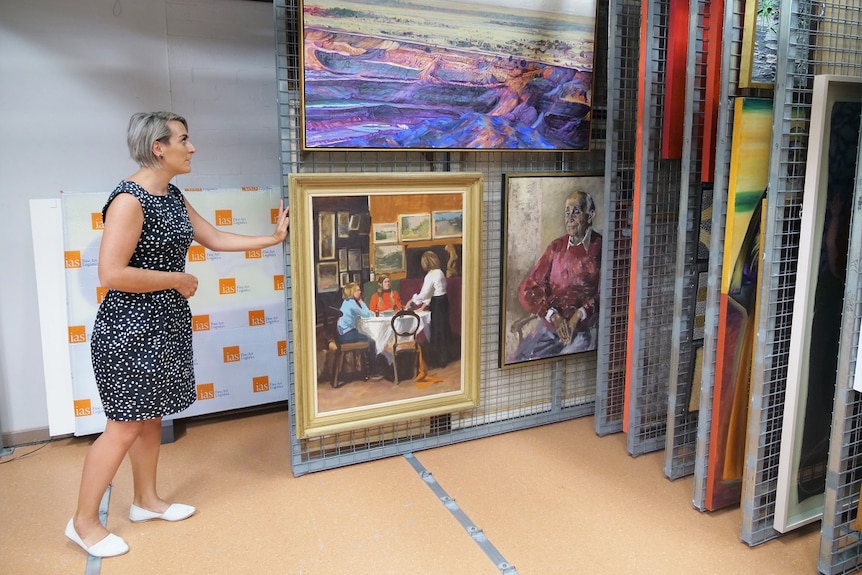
[61,188,289,436]
[30,198,76,436]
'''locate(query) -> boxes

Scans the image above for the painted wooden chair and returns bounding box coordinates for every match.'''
[390,309,421,385]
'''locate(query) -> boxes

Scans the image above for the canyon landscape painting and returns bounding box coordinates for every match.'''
[300,0,596,151]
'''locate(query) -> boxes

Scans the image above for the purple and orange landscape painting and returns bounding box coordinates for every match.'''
[300,0,597,151]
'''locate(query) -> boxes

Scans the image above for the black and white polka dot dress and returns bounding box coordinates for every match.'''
[90,181,197,421]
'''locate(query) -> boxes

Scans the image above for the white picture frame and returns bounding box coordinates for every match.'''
[775,75,862,533]
[372,222,399,244]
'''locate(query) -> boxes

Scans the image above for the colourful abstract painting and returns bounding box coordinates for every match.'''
[706,97,772,510]
[300,0,596,151]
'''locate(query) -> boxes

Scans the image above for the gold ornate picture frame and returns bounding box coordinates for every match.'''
[289,172,483,438]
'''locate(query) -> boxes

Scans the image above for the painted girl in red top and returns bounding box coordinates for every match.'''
[369,274,403,315]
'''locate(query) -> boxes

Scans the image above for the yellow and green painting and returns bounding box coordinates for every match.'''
[707,97,772,510]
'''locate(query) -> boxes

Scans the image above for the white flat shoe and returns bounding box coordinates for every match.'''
[129,503,196,522]
[65,518,129,557]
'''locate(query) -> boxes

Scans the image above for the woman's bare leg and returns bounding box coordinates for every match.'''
[72,419,144,545]
[128,418,169,513]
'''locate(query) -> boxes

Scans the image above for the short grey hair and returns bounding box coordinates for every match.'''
[566,190,595,213]
[127,111,188,168]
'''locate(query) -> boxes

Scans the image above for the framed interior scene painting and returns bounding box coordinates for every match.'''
[499,173,605,368]
[775,75,862,533]
[299,0,597,151]
[289,172,483,438]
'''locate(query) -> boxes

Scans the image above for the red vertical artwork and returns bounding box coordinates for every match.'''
[701,0,724,182]
[625,0,653,433]
[662,0,690,160]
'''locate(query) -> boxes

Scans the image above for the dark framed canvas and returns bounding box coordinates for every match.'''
[318,211,336,260]
[299,0,597,151]
[499,173,604,368]
[289,172,483,438]
[374,244,404,273]
[684,264,709,416]
[687,343,704,414]
[775,75,862,533]
[316,261,339,293]
[373,222,398,244]
[337,211,350,238]
[398,213,432,242]
[432,210,463,239]
[347,248,362,271]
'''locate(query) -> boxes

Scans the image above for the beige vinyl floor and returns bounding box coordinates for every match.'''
[0,406,820,575]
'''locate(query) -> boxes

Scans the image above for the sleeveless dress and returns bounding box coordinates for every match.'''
[90,181,197,421]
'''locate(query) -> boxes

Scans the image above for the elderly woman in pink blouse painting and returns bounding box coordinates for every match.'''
[509,189,601,363]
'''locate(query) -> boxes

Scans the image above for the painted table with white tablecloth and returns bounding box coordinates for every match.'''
[357,310,431,359]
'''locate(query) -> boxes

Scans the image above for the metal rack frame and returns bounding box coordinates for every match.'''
[277,0,613,477]
[624,0,685,457]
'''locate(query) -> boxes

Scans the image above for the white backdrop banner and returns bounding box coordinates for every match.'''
[61,187,288,436]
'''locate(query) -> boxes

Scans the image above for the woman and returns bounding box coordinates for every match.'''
[368,274,403,315]
[409,251,452,368]
[336,282,377,377]
[66,112,289,558]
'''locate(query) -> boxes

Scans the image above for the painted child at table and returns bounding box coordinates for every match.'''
[369,274,403,315]
[337,282,375,352]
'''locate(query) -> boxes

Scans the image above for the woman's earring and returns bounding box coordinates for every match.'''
[158,154,164,159]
